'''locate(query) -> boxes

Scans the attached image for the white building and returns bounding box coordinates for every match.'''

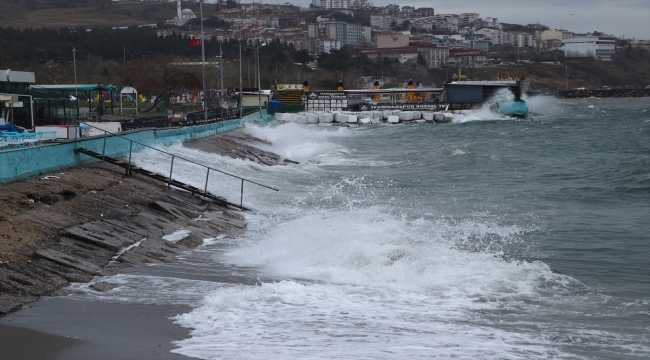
[562,36,616,61]
[484,17,501,29]
[166,0,196,26]
[311,0,353,9]
[474,27,503,45]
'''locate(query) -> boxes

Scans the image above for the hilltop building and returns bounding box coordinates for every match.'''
[562,36,616,61]
[166,0,196,26]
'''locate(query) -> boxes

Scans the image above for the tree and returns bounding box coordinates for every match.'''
[40,61,72,84]
[226,0,237,9]
[292,49,313,64]
[417,53,427,66]
[119,58,201,112]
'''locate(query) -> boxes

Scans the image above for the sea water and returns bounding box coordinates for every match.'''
[69,96,649,359]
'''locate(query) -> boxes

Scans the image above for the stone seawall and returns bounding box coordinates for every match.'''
[559,89,650,99]
[0,164,248,316]
[0,114,279,317]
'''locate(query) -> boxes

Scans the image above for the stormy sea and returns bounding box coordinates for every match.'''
[69,96,649,359]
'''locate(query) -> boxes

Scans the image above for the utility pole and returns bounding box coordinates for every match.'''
[200,0,207,120]
[238,28,243,117]
[220,43,224,109]
[73,47,79,122]
[565,64,568,90]
[72,48,78,97]
[257,44,261,117]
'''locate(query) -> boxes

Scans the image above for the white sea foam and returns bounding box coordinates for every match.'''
[100,115,648,359]
[172,281,564,360]
[452,88,514,123]
[167,202,583,359]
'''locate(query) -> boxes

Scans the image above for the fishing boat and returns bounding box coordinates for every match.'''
[444,68,530,118]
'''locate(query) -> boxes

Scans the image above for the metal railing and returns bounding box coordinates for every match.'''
[73,119,278,208]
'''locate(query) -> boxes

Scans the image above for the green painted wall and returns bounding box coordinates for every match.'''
[0,111,272,184]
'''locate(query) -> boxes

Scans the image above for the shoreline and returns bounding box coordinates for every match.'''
[0,128,287,359]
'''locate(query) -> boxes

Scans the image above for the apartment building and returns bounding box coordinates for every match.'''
[311,0,353,9]
[371,14,394,31]
[306,21,367,54]
[459,13,480,25]
[239,3,300,15]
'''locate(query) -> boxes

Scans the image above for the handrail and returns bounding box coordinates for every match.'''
[72,118,278,208]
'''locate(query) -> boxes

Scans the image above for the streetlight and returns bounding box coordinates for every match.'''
[199,0,207,121]
[216,43,224,108]
[256,41,267,117]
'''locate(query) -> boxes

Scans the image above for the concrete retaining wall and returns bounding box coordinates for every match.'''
[0,111,267,184]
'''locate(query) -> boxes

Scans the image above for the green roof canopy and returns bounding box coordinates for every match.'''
[0,82,68,99]
[29,84,117,92]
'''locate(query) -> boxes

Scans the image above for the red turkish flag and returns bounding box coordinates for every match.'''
[189,39,201,47]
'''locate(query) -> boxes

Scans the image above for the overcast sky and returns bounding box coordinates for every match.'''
[287,0,650,40]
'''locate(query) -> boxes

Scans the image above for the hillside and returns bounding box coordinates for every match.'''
[0,0,206,29]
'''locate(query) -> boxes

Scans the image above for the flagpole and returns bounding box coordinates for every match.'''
[200,0,207,121]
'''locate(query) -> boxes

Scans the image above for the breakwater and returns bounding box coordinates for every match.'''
[559,88,650,99]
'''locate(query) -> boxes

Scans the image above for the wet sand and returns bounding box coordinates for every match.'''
[0,299,192,360]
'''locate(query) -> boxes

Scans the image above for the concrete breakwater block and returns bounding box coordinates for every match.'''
[347,114,358,123]
[412,111,422,120]
[398,112,415,121]
[370,117,382,124]
[382,110,393,118]
[318,113,334,123]
[359,117,372,125]
[434,113,454,123]
[423,112,434,121]
[335,113,348,123]
[387,115,400,123]
[373,111,384,119]
[306,114,319,124]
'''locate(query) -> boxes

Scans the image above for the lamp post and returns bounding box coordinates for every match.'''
[73,47,79,122]
[239,30,243,118]
[256,43,261,117]
[219,43,224,109]
[565,64,569,90]
[255,40,266,118]
[199,0,207,121]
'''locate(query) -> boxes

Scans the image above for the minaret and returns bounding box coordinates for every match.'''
[177,0,182,20]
